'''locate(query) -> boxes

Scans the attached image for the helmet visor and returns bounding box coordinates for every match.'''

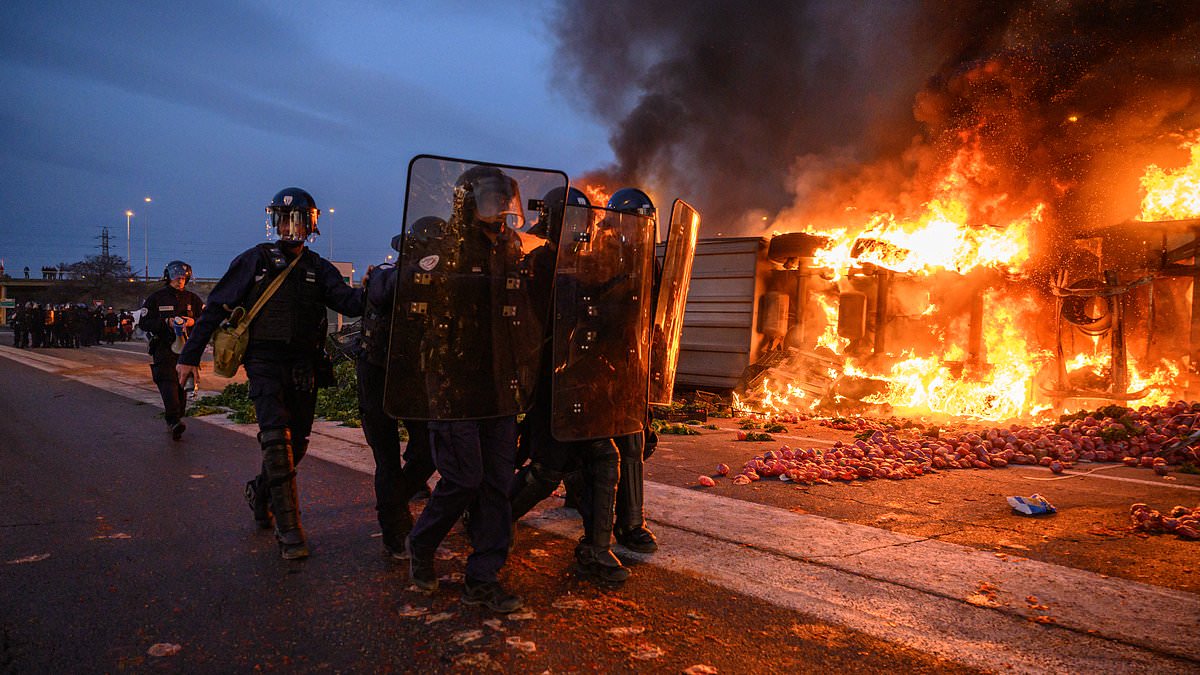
[269,208,318,241]
[165,262,192,282]
[472,175,524,228]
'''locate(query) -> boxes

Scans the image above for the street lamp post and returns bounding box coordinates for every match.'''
[125,210,133,278]
[328,208,335,258]
[143,196,151,281]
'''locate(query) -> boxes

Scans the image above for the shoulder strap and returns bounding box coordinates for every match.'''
[236,249,303,332]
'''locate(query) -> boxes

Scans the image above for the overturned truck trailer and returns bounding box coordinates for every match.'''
[670,224,1198,417]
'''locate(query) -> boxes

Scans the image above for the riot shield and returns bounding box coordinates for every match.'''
[383,155,566,420]
[648,199,701,405]
[550,204,655,441]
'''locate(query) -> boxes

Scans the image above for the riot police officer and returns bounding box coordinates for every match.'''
[396,164,534,612]
[356,226,441,560]
[176,187,364,560]
[139,260,204,440]
[12,302,31,348]
[574,188,660,554]
[509,186,632,584]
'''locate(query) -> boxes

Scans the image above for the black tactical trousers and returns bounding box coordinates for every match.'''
[409,417,517,583]
[245,355,318,484]
[355,358,435,529]
[149,353,186,425]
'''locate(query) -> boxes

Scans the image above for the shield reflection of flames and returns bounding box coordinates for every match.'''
[748,136,1196,422]
[1139,132,1200,221]
[582,184,611,209]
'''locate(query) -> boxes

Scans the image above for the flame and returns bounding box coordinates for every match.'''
[738,133,1190,423]
[1139,131,1200,221]
[804,144,1039,278]
[814,293,849,353]
[850,292,1051,421]
[582,184,611,209]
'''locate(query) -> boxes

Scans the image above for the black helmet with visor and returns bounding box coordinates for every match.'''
[163,260,193,283]
[266,187,321,242]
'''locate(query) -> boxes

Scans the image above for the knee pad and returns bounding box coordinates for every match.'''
[258,428,290,447]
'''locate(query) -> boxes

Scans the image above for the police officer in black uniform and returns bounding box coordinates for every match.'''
[570,188,660,555]
[355,223,441,559]
[176,187,364,560]
[508,186,631,584]
[12,302,31,348]
[403,166,529,612]
[139,261,204,440]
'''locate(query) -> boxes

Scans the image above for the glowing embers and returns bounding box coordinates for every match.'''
[1139,131,1200,221]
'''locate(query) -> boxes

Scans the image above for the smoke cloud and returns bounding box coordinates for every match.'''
[553,0,1200,251]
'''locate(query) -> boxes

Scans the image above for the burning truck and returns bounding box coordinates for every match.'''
[672,133,1200,423]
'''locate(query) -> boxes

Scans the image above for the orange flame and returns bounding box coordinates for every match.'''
[743,134,1188,422]
[1139,131,1200,221]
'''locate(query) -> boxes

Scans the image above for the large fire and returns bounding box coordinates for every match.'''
[1139,132,1200,221]
[741,133,1198,422]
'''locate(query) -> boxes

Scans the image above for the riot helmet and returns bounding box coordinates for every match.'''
[530,186,589,243]
[392,216,447,253]
[266,187,321,242]
[163,260,193,284]
[453,166,523,230]
[606,188,656,217]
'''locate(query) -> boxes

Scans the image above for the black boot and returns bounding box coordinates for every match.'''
[614,434,657,553]
[509,463,560,522]
[575,440,629,585]
[244,471,273,530]
[379,504,414,560]
[260,428,309,560]
[574,538,630,585]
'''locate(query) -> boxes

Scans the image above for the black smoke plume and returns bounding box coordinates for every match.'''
[553,0,1200,247]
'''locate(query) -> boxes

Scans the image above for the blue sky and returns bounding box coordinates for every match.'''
[0,0,612,278]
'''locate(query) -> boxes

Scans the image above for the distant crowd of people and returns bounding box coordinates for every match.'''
[7,303,136,348]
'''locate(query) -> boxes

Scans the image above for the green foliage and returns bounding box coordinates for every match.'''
[684,419,704,426]
[704,424,719,430]
[853,429,876,441]
[193,382,256,423]
[190,362,366,428]
[186,404,224,417]
[763,423,787,433]
[659,423,700,435]
[316,373,361,427]
[737,419,761,430]
[1098,425,1131,441]
[742,431,774,442]
[709,410,732,418]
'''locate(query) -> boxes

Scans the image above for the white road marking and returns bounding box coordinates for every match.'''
[1009,463,1200,492]
[0,345,82,372]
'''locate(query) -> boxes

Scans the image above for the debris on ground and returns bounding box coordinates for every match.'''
[1130,503,1200,539]
[146,643,182,657]
[1007,494,1057,516]
[721,401,1200,486]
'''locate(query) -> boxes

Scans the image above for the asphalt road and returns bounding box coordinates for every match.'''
[1,336,1197,673]
[0,348,975,674]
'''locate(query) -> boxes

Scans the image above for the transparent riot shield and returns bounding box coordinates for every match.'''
[648,200,701,405]
[550,205,655,441]
[383,155,566,420]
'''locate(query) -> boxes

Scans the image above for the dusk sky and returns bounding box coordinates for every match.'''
[0,0,612,279]
[5,2,1200,283]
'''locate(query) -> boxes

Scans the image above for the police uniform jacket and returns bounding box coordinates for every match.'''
[139,285,205,363]
[179,243,364,368]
